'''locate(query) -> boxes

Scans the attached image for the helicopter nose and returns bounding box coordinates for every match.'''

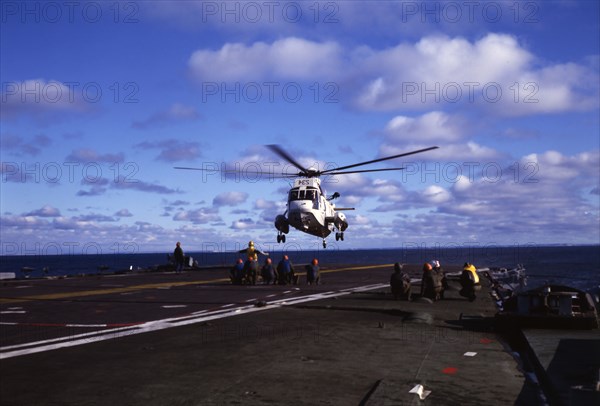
[300,213,311,229]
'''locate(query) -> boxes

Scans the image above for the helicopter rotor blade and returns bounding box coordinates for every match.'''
[321,146,438,174]
[267,144,310,175]
[325,167,406,176]
[221,171,298,179]
[173,166,208,171]
[177,145,438,179]
[174,166,297,179]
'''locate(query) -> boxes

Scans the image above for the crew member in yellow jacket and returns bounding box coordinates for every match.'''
[465,263,479,284]
[460,262,480,302]
[239,241,269,262]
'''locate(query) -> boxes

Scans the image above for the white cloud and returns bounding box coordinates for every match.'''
[358,77,386,108]
[24,205,61,217]
[422,185,452,204]
[330,147,599,245]
[173,208,221,224]
[350,33,598,114]
[378,111,502,162]
[1,79,92,123]
[52,216,94,230]
[231,218,255,230]
[254,198,278,210]
[187,34,597,116]
[520,150,599,183]
[434,149,600,239]
[115,209,133,217]
[384,111,464,143]
[370,179,406,202]
[353,214,372,225]
[212,191,249,207]
[1,215,48,228]
[453,175,473,192]
[189,37,341,81]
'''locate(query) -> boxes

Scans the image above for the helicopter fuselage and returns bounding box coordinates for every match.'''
[275,178,348,243]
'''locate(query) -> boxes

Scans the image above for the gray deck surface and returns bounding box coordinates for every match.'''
[0,264,540,405]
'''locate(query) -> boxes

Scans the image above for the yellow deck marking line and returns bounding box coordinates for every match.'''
[0,278,230,304]
[0,264,394,304]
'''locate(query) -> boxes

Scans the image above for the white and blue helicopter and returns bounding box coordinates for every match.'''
[177,145,438,248]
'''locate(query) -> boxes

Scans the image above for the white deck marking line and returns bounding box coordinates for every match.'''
[0,321,142,328]
[190,310,209,315]
[0,324,145,352]
[0,283,388,359]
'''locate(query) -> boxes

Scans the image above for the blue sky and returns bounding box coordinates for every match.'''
[1,1,599,256]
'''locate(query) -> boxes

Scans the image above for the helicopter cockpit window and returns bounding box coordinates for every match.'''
[289,188,318,201]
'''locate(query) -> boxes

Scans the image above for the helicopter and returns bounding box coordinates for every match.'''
[176,144,439,248]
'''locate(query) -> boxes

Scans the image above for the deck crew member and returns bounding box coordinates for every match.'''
[432,260,448,299]
[390,263,411,300]
[261,258,275,285]
[239,241,268,262]
[174,242,185,273]
[277,255,295,285]
[421,262,443,301]
[459,262,480,302]
[244,258,259,285]
[230,258,244,284]
[305,258,320,285]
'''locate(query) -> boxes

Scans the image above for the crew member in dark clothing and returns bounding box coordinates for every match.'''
[243,259,259,285]
[305,258,320,285]
[174,242,185,273]
[230,258,244,284]
[432,260,447,299]
[261,258,275,284]
[421,262,442,301]
[390,262,411,300]
[277,255,295,285]
[239,241,267,285]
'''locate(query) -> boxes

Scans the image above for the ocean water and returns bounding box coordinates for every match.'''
[1,245,599,291]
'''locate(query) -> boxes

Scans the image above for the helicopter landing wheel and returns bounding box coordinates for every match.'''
[335,233,340,241]
[340,232,344,241]
[323,239,327,249]
[277,234,286,243]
